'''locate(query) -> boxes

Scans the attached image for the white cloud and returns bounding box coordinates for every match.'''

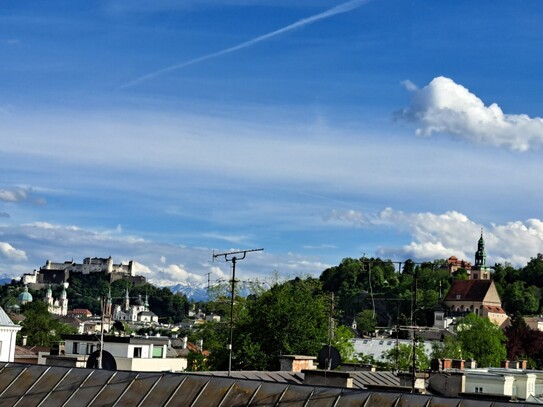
[0,242,27,261]
[398,76,543,152]
[0,188,28,202]
[149,264,207,286]
[326,207,543,267]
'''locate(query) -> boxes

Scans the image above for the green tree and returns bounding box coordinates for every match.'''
[19,301,76,346]
[382,342,429,372]
[523,254,543,287]
[355,309,376,335]
[503,281,539,315]
[430,335,463,360]
[332,325,355,362]
[237,277,328,370]
[455,313,506,367]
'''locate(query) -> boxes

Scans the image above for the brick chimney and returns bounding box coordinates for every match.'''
[501,360,510,369]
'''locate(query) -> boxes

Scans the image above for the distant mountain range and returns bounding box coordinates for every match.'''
[168,281,270,302]
[0,275,16,285]
[168,282,210,302]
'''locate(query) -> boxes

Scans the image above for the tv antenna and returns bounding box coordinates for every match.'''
[212,248,263,376]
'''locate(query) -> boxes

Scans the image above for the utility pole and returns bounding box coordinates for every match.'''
[213,248,263,376]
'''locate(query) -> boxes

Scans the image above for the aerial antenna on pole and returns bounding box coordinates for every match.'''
[212,248,263,377]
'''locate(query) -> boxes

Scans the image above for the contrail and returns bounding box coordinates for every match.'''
[119,0,371,90]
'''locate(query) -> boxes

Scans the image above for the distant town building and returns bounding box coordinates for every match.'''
[112,289,158,324]
[446,256,472,275]
[22,256,142,287]
[45,284,69,316]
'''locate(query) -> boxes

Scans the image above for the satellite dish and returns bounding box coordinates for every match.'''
[317,345,341,370]
[86,350,117,370]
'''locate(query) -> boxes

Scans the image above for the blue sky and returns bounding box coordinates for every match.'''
[2,0,543,287]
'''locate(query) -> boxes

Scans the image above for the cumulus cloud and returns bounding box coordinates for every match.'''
[0,242,27,261]
[326,207,543,267]
[0,187,46,205]
[149,263,209,286]
[398,76,543,152]
[0,188,29,202]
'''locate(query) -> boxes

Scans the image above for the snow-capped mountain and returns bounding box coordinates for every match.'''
[168,280,270,301]
[168,282,209,302]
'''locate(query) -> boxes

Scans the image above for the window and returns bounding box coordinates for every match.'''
[133,347,142,358]
[152,347,163,358]
[72,342,79,354]
[456,294,461,300]
[86,344,94,354]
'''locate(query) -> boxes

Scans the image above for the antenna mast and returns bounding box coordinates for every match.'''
[212,248,263,376]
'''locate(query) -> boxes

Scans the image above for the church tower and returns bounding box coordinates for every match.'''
[59,284,68,316]
[45,285,54,307]
[104,287,112,320]
[124,287,130,311]
[471,230,491,280]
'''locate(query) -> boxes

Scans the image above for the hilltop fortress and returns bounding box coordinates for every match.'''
[22,256,146,288]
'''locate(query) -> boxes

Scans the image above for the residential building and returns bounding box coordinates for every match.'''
[46,333,187,372]
[429,359,543,402]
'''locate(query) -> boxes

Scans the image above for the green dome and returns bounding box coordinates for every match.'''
[18,286,33,303]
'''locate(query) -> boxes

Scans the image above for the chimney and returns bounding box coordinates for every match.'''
[279,355,316,372]
[501,360,510,369]
[465,359,477,369]
[182,336,188,349]
[198,339,203,351]
[452,359,464,370]
[442,358,452,369]
[521,360,528,369]
[22,336,28,346]
[302,370,354,388]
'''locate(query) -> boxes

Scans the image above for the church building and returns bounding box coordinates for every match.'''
[441,232,508,327]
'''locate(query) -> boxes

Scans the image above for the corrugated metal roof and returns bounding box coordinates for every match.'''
[0,362,535,406]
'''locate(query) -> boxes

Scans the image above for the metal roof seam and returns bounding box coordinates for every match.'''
[36,367,74,407]
[188,378,210,407]
[0,365,28,399]
[136,373,164,407]
[60,368,95,407]
[87,370,118,406]
[163,375,188,407]
[331,390,342,407]
[274,384,290,407]
[217,380,237,407]
[245,382,262,406]
[13,366,51,407]
[111,372,140,407]
[302,388,315,407]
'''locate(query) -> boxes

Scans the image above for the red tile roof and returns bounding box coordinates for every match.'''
[444,280,493,302]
